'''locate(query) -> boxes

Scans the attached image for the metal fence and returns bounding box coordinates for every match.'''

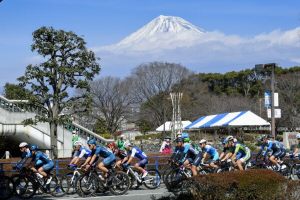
[0,155,170,176]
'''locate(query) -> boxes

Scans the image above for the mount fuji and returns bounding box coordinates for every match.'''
[94,15,300,76]
[99,15,208,52]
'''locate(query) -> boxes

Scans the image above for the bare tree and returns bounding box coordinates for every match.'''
[128,62,192,127]
[276,72,300,129]
[89,77,134,135]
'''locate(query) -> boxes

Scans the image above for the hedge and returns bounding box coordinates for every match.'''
[158,169,300,200]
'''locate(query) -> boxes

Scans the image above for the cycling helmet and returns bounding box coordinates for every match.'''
[199,139,207,144]
[107,142,116,149]
[120,134,125,139]
[182,132,189,139]
[184,138,190,143]
[19,142,28,148]
[226,136,234,141]
[30,145,38,151]
[259,135,267,141]
[87,139,96,145]
[124,142,132,148]
[74,141,83,146]
[296,133,300,139]
[176,137,183,143]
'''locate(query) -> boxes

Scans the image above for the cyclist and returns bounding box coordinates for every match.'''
[226,137,251,170]
[82,139,116,181]
[68,141,91,169]
[293,133,300,157]
[107,142,127,169]
[15,142,33,170]
[260,135,284,171]
[199,139,219,169]
[219,136,235,161]
[122,142,148,178]
[30,145,54,184]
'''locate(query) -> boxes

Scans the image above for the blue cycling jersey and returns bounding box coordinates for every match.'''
[183,143,198,158]
[74,146,91,158]
[32,151,52,167]
[261,140,285,156]
[21,149,32,159]
[202,145,218,157]
[128,147,147,160]
[92,146,113,158]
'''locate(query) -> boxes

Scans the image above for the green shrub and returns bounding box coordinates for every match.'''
[157,170,300,200]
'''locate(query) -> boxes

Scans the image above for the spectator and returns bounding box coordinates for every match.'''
[72,130,79,146]
[117,134,126,150]
[159,137,172,154]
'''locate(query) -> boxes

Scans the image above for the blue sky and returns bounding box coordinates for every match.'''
[1,0,300,90]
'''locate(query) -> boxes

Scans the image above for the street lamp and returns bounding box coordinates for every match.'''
[255,63,277,138]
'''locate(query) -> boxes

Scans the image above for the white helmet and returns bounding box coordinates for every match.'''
[199,139,207,144]
[296,133,300,139]
[19,142,28,148]
[120,134,125,139]
[124,141,132,148]
[74,141,82,146]
[226,136,234,141]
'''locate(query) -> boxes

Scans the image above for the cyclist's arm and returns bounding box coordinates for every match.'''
[219,152,225,160]
[223,152,233,161]
[81,156,91,167]
[202,152,208,162]
[126,148,137,165]
[294,148,299,156]
[88,154,97,165]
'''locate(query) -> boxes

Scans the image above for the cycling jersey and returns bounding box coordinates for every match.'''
[222,146,235,154]
[261,140,280,156]
[74,146,92,158]
[115,149,127,160]
[92,146,114,158]
[21,149,32,159]
[202,145,219,161]
[234,143,251,162]
[32,151,54,171]
[129,147,147,160]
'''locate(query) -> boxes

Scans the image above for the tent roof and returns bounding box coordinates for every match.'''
[185,111,270,130]
[156,121,192,132]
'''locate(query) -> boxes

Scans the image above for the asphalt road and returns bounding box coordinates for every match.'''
[10,185,172,200]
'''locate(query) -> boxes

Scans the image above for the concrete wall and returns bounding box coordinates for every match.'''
[0,107,83,157]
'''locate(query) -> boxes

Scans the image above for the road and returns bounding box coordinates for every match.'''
[10,185,172,200]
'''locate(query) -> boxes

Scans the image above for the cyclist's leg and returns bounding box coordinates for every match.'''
[134,159,148,176]
[192,154,202,176]
[209,153,219,168]
[39,161,54,177]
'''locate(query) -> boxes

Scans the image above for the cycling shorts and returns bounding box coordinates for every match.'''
[138,159,148,168]
[210,152,219,161]
[102,154,116,167]
[192,154,202,167]
[272,150,282,158]
[279,149,286,159]
[42,161,54,172]
[239,148,251,163]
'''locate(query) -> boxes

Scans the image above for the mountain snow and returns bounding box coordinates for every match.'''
[100,15,206,52]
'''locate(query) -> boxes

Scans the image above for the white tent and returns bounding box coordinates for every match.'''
[156,121,192,132]
[185,111,270,129]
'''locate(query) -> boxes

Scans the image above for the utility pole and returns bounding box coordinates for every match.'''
[255,63,277,138]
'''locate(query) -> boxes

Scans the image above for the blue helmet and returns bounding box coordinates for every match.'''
[181,132,189,139]
[176,137,183,143]
[30,145,38,151]
[87,139,96,145]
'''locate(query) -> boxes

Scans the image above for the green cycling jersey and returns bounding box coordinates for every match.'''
[234,143,249,155]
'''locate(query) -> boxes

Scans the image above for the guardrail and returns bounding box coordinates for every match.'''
[0,155,171,176]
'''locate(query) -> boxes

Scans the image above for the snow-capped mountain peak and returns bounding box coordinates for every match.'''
[111,15,206,51]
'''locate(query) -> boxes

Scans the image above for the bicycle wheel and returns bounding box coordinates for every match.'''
[78,173,99,196]
[61,172,78,194]
[290,164,300,180]
[128,172,141,189]
[280,162,291,178]
[165,168,185,193]
[49,176,67,197]
[108,171,130,195]
[0,176,14,200]
[13,175,37,199]
[143,169,161,189]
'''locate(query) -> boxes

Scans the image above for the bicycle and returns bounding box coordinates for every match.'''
[13,166,66,199]
[78,163,130,196]
[288,155,300,180]
[60,165,82,195]
[165,162,192,193]
[0,172,14,200]
[123,165,161,190]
